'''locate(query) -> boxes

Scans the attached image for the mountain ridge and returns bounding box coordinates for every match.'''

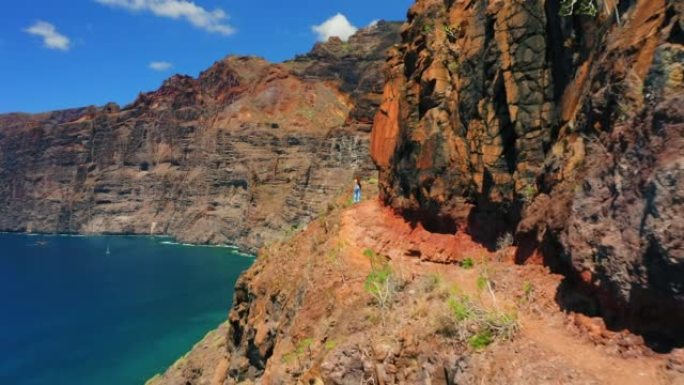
[0,21,403,253]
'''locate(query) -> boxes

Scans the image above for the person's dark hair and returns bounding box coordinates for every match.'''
[355,177,362,190]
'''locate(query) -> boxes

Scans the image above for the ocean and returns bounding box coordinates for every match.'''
[0,233,253,385]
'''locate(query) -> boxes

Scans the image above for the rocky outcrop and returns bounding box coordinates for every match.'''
[0,22,401,253]
[371,0,683,346]
[289,21,403,125]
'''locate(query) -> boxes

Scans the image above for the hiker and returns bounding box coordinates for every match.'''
[353,177,362,203]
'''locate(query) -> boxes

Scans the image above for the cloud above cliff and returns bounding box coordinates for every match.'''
[312,13,358,42]
[149,61,173,71]
[24,21,71,51]
[95,0,235,35]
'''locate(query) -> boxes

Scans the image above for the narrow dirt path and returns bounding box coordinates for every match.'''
[522,318,667,385]
[339,199,673,385]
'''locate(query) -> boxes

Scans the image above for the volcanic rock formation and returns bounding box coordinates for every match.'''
[371,0,683,347]
[0,21,401,253]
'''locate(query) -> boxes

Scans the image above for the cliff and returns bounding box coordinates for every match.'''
[371,0,683,347]
[148,1,683,384]
[0,21,402,253]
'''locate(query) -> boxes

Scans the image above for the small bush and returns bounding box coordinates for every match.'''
[364,252,399,324]
[469,330,493,350]
[448,294,474,321]
[363,248,386,270]
[438,293,519,350]
[486,311,519,341]
[523,281,534,299]
[281,352,296,364]
[295,338,314,356]
[476,273,489,293]
[461,258,475,269]
[365,265,395,309]
[324,340,337,351]
[282,337,314,366]
[520,184,537,203]
[559,0,598,16]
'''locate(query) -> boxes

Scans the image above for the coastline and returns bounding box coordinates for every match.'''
[0,230,257,258]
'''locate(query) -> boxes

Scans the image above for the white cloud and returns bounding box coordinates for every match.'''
[24,21,71,51]
[312,13,358,42]
[95,0,235,35]
[368,19,379,28]
[149,61,173,71]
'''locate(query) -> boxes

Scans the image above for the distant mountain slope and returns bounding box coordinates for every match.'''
[0,21,402,253]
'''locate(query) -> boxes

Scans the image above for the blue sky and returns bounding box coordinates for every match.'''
[0,0,413,113]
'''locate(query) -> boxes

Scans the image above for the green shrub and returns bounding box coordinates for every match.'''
[476,273,489,293]
[447,61,459,75]
[324,340,337,351]
[559,0,598,16]
[443,24,461,40]
[448,294,473,321]
[364,262,397,318]
[485,311,519,341]
[363,248,386,270]
[520,184,537,203]
[523,281,534,298]
[365,266,394,300]
[295,338,314,355]
[461,257,475,269]
[469,330,493,350]
[438,292,520,350]
[282,337,315,365]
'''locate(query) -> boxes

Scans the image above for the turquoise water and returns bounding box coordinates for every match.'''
[0,233,253,385]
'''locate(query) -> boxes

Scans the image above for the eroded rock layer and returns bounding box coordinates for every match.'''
[371,0,683,344]
[0,22,401,253]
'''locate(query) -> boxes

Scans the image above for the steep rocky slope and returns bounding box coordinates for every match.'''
[149,193,683,385]
[371,0,683,347]
[0,22,401,253]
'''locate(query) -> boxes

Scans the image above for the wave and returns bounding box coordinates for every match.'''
[158,240,255,258]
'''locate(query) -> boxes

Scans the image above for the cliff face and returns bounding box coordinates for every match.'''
[371,0,683,345]
[0,22,401,253]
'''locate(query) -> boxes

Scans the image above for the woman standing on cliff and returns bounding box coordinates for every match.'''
[353,177,362,204]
